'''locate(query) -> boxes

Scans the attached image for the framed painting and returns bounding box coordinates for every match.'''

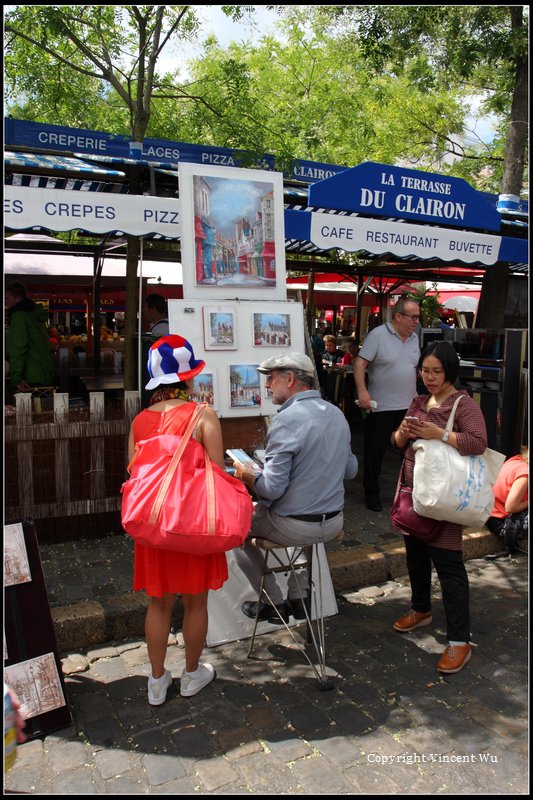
[189,369,218,410]
[179,163,287,301]
[203,305,238,350]
[252,312,291,347]
[229,364,261,409]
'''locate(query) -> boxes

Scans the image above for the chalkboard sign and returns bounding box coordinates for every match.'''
[4,517,72,739]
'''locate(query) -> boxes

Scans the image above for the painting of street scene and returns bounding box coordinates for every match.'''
[4,522,32,587]
[253,313,291,347]
[192,174,277,288]
[203,306,237,349]
[190,370,218,409]
[229,364,261,408]
[5,653,66,720]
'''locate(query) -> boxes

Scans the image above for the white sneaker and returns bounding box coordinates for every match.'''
[180,663,215,697]
[147,669,173,706]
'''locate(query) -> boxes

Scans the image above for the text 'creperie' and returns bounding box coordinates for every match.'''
[38,131,108,151]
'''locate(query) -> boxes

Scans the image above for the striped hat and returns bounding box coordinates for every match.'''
[145,335,205,390]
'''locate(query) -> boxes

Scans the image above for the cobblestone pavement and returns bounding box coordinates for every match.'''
[5,553,528,795]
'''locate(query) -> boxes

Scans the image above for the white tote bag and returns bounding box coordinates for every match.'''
[412,396,506,527]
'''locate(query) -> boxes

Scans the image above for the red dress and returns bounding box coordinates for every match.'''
[132,401,228,597]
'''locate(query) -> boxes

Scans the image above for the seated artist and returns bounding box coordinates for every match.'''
[232,352,358,623]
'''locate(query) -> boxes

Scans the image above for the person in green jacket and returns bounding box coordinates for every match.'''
[5,281,54,395]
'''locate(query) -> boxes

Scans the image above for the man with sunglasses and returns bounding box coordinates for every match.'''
[354,298,420,512]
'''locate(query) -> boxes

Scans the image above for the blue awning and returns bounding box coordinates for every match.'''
[4,151,125,177]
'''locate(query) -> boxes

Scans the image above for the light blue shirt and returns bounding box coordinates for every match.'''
[358,322,420,411]
[253,390,358,516]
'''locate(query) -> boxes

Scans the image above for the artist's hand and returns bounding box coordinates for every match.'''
[233,462,256,489]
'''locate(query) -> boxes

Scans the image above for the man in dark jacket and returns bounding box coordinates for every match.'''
[5,281,54,394]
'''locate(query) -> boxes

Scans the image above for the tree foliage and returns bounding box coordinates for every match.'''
[4,5,527,352]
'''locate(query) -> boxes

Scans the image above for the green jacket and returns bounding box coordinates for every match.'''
[6,299,54,387]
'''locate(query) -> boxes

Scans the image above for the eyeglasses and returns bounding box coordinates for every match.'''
[264,370,289,385]
[420,368,445,377]
[399,313,420,321]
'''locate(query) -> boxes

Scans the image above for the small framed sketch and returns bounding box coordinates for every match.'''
[203,305,238,350]
[4,522,32,587]
[190,370,218,410]
[5,653,67,721]
[253,312,291,347]
[229,364,261,409]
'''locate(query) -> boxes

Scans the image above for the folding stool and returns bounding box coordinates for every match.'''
[246,534,342,690]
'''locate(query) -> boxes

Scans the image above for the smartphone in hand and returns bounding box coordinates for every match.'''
[226,449,262,472]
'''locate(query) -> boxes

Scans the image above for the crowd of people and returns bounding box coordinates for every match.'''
[5,285,527,717]
[121,325,527,709]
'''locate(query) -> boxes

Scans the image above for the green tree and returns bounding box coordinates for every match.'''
[293,4,528,328]
[172,9,469,173]
[4,4,252,389]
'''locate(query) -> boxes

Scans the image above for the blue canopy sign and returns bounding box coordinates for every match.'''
[4,118,345,184]
[308,162,502,233]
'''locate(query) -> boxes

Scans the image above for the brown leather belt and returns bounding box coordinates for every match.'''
[286,511,342,522]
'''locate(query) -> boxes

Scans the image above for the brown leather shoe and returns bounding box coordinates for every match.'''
[437,643,471,674]
[393,609,432,632]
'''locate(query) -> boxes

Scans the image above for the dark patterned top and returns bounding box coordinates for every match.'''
[394,390,488,550]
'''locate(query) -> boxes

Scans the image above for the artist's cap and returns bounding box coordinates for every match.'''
[257,352,315,377]
[145,335,205,390]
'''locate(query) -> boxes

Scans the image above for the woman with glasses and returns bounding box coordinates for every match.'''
[390,340,487,674]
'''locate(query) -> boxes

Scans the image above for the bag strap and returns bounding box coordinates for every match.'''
[445,394,464,433]
[148,403,209,527]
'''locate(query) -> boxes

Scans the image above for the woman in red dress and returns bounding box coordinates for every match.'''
[390,341,488,675]
[127,335,228,704]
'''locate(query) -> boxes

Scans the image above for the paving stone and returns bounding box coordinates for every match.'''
[94,748,136,780]
[232,750,298,792]
[263,731,313,763]
[289,753,354,794]
[194,758,240,791]
[142,752,187,785]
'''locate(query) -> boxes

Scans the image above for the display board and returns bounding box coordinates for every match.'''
[206,545,338,647]
[4,518,72,739]
[168,299,307,417]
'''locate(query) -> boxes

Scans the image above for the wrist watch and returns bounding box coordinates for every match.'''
[442,430,450,443]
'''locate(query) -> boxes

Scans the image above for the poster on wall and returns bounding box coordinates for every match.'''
[179,162,287,301]
[168,299,307,418]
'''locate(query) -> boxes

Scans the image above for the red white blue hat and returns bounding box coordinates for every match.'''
[146,335,206,390]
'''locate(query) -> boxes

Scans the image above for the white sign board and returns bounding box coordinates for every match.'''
[310,211,502,266]
[5,185,180,238]
[168,299,307,418]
